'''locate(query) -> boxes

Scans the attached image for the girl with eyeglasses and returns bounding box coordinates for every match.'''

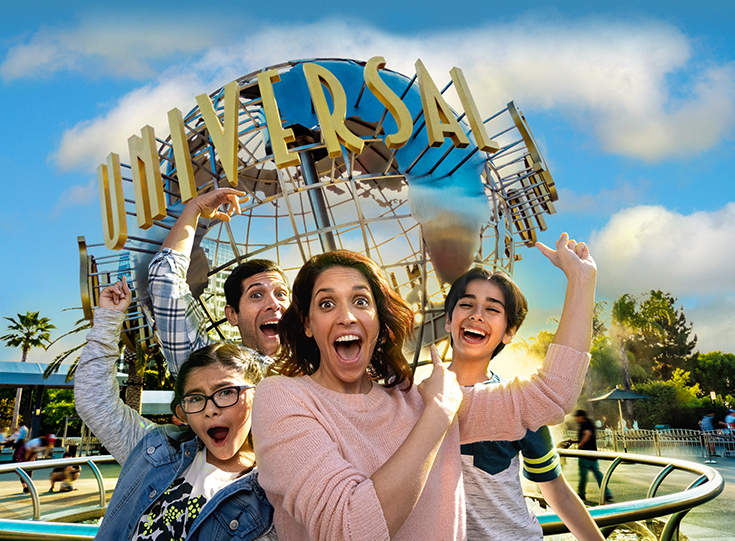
[75,277,275,541]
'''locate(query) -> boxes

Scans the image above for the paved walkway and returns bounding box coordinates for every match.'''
[0,452,731,539]
[0,461,120,522]
[671,453,735,541]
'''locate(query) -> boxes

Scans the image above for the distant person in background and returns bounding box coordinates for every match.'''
[15,434,56,493]
[699,409,720,456]
[573,410,613,502]
[724,409,735,431]
[20,434,56,461]
[10,422,28,454]
[49,452,81,492]
[699,409,717,431]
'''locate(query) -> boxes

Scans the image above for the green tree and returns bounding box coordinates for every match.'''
[40,388,80,436]
[691,351,735,399]
[0,390,15,429]
[629,291,698,380]
[611,292,674,416]
[143,347,175,391]
[592,300,607,341]
[526,330,554,358]
[588,335,622,393]
[1,311,55,431]
[124,344,173,412]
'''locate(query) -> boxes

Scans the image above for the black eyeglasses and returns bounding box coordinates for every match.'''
[179,385,255,414]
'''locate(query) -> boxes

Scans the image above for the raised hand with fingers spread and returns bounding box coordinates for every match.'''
[189,188,248,223]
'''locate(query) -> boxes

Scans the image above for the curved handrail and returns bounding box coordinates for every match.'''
[537,449,724,539]
[1,451,724,541]
[0,519,99,541]
[0,455,117,523]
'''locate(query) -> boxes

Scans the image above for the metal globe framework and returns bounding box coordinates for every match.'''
[80,58,558,364]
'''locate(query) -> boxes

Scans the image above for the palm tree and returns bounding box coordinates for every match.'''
[1,311,55,431]
[42,314,92,382]
[611,294,638,393]
[611,291,674,417]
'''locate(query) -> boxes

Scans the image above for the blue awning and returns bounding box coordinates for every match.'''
[0,362,128,389]
[0,361,76,388]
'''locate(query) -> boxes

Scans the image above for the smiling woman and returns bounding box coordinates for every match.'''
[303,266,381,394]
[275,251,413,389]
[252,237,597,541]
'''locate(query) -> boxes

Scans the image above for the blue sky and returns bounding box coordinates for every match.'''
[1,1,734,366]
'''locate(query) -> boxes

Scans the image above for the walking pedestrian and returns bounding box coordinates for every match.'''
[573,410,613,502]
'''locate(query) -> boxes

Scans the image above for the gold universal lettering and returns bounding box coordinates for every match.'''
[303,63,364,158]
[167,108,198,202]
[415,59,470,148]
[257,70,300,169]
[97,153,127,250]
[195,80,239,187]
[449,67,500,153]
[96,57,504,245]
[128,125,167,229]
[363,56,413,149]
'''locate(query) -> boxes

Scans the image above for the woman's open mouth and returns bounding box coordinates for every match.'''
[334,334,362,361]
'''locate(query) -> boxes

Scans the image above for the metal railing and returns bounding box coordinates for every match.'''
[0,451,724,541]
[560,427,735,457]
[538,450,724,540]
[0,455,116,524]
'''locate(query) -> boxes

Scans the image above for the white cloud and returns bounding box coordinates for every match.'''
[596,64,735,161]
[53,75,203,171]
[42,15,735,171]
[51,178,98,217]
[590,203,735,297]
[687,295,735,354]
[1,17,220,80]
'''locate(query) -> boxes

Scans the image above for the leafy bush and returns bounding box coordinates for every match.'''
[632,370,705,429]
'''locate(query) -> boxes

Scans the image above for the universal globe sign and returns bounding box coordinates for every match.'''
[87,57,557,355]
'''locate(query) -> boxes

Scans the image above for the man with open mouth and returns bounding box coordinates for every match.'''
[149,188,290,376]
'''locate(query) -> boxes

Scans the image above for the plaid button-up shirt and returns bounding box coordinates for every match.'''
[148,248,272,376]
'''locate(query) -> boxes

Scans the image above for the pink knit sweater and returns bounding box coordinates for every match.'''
[252,344,589,541]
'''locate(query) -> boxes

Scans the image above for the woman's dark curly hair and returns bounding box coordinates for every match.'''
[273,250,415,389]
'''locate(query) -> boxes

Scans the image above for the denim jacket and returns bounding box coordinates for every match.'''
[96,424,274,541]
